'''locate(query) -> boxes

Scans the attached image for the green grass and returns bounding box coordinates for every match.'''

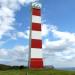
[0,69,19,75]
[0,69,75,75]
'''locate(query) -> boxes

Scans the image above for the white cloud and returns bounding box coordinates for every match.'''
[0,7,15,39]
[43,24,75,52]
[44,39,69,52]
[51,28,75,42]
[19,0,37,4]
[55,47,75,60]
[0,41,5,46]
[17,30,29,39]
[0,45,29,66]
[10,33,17,40]
[17,32,26,38]
[0,49,7,58]
[42,24,57,37]
[42,24,50,37]
[6,29,30,40]
[42,24,75,67]
[0,0,37,39]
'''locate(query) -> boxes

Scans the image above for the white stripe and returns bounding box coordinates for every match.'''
[31,31,41,39]
[32,15,41,23]
[31,48,43,58]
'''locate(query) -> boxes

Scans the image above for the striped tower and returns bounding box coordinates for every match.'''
[29,2,43,68]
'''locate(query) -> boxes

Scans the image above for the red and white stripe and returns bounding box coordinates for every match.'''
[29,4,43,68]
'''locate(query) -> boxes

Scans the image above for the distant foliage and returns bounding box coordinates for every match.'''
[44,65,54,69]
[0,64,28,70]
[0,64,75,75]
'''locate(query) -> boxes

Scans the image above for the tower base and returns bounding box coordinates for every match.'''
[29,58,43,68]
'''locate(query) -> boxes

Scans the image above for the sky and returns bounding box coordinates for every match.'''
[0,0,75,68]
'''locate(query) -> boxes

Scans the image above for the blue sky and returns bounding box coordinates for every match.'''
[0,0,75,68]
[42,0,75,32]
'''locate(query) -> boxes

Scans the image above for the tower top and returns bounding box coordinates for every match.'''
[32,1,42,9]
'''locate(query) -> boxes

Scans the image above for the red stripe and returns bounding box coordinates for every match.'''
[29,58,43,68]
[32,23,41,31]
[31,39,42,48]
[32,8,41,16]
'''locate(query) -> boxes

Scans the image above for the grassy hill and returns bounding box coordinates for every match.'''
[0,64,75,75]
[0,69,75,75]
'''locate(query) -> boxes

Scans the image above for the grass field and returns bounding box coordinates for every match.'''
[0,69,75,75]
